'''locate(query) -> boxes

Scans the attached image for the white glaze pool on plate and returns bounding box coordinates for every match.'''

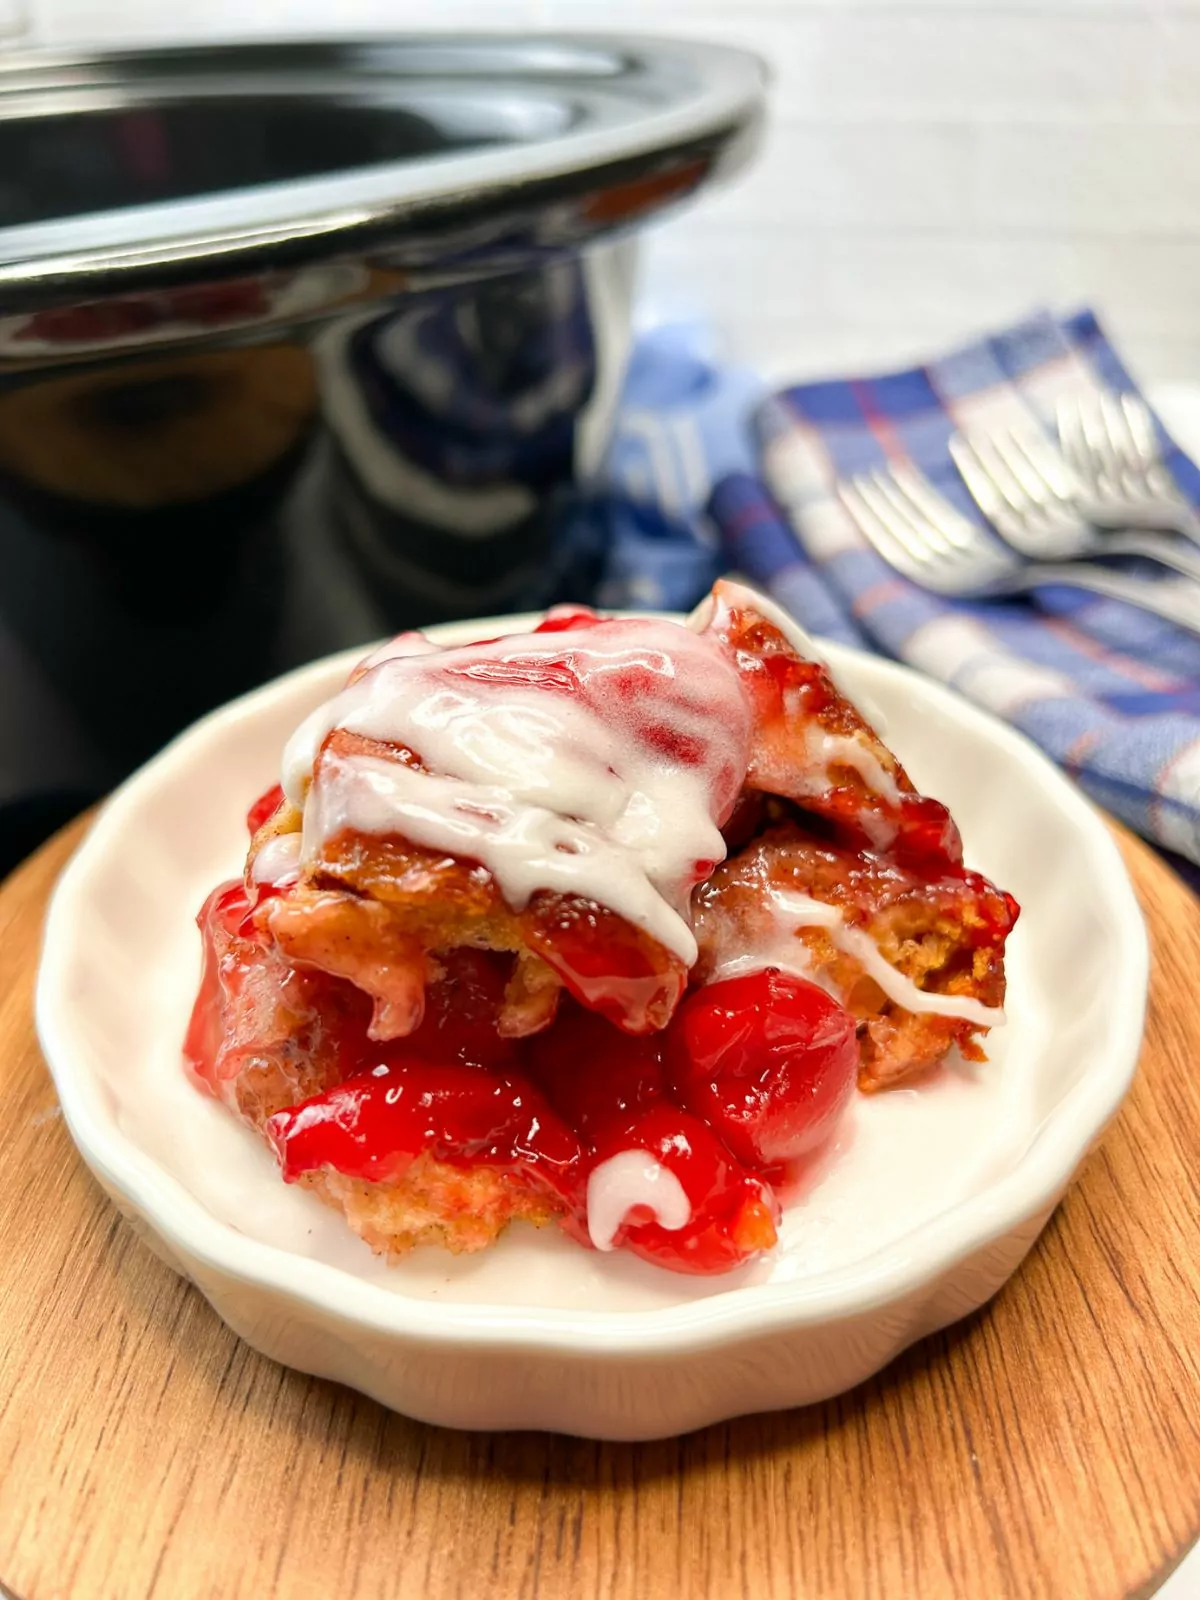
[36,614,1147,1437]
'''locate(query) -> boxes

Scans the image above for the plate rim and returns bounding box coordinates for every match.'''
[35,613,1149,1356]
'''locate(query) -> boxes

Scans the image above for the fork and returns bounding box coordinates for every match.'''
[947,425,1200,582]
[1056,388,1200,540]
[837,463,1200,634]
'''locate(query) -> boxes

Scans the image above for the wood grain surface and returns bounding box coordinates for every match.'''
[1,815,1199,1600]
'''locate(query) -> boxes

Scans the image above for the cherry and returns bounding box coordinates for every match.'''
[532,608,603,634]
[585,1106,778,1274]
[525,894,686,1036]
[266,1059,581,1200]
[525,999,665,1135]
[667,970,858,1166]
[246,783,284,836]
[385,949,517,1073]
[184,882,249,1092]
[715,599,966,872]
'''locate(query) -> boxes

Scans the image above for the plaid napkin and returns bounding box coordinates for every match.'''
[576,311,1200,878]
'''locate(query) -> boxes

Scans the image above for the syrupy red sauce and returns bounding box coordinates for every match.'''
[186,874,857,1275]
[246,783,285,836]
[520,893,687,1037]
[716,606,969,874]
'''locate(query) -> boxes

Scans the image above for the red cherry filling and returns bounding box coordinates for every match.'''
[246,783,284,836]
[184,879,375,1101]
[667,970,858,1166]
[525,998,666,1134]
[184,882,251,1092]
[397,948,517,1072]
[531,608,604,634]
[194,766,861,1275]
[584,1107,779,1274]
[266,1059,580,1202]
[525,895,687,1036]
[716,601,966,872]
[190,942,860,1272]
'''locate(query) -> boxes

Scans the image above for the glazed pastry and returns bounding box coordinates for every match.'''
[185,581,1018,1274]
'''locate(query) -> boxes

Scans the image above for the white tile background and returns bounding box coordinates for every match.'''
[10,0,1200,388]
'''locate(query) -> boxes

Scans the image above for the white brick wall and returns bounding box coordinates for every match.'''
[14,0,1200,386]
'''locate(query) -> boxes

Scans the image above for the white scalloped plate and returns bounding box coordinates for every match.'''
[36,616,1147,1439]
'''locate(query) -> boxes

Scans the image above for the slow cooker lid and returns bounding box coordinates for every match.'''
[0,35,764,295]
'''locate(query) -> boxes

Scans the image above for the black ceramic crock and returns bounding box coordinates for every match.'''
[0,35,764,868]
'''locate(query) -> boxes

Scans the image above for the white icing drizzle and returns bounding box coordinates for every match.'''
[796,725,903,804]
[586,1150,692,1252]
[705,886,842,996]
[250,831,302,887]
[829,920,1002,1026]
[722,888,1005,1029]
[282,618,751,965]
[708,944,845,1000]
[351,631,441,676]
[760,888,845,932]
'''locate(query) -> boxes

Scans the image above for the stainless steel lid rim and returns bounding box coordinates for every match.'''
[0,34,766,298]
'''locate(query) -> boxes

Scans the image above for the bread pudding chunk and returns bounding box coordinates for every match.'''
[185,584,1017,1274]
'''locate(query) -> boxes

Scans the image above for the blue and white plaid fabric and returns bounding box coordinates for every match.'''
[580,311,1200,876]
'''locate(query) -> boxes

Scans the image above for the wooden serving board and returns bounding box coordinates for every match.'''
[2,816,1199,1600]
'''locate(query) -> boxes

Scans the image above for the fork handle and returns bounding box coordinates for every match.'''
[1100,531,1200,583]
[1009,562,1200,634]
[1082,498,1200,544]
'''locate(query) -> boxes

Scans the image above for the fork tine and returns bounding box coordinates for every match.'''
[1118,391,1187,506]
[888,462,974,549]
[851,473,940,564]
[864,467,960,558]
[1119,392,1159,468]
[985,428,1055,511]
[837,477,931,573]
[839,465,1019,597]
[965,433,1035,519]
[1098,390,1145,492]
[949,434,1027,538]
[1005,426,1083,504]
[1079,388,1121,495]
[1056,393,1095,488]
[995,428,1093,549]
[874,465,986,562]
